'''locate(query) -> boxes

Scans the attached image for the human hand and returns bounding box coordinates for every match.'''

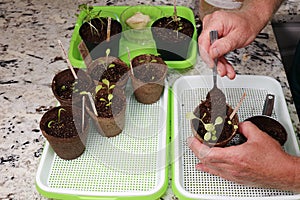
[187,121,297,191]
[198,10,262,79]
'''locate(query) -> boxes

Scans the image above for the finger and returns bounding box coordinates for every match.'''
[187,137,232,163]
[187,137,212,159]
[196,163,251,186]
[218,57,236,79]
[238,121,265,140]
[196,161,236,172]
[225,61,236,79]
[195,163,237,181]
[198,43,214,68]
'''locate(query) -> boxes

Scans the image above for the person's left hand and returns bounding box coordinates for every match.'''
[187,121,296,190]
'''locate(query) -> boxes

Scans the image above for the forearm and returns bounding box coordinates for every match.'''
[288,156,300,192]
[240,0,284,34]
[272,155,300,192]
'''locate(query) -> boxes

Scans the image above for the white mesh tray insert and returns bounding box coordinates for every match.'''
[172,75,300,199]
[36,85,168,198]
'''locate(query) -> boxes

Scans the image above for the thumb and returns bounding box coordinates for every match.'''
[209,34,237,59]
[238,121,265,140]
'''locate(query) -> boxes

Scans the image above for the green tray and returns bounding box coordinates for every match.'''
[68,6,198,69]
[36,82,170,200]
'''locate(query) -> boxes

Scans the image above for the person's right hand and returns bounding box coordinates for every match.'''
[198,9,263,79]
[188,121,299,191]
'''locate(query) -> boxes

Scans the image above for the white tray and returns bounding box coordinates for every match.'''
[171,75,300,200]
[36,83,169,200]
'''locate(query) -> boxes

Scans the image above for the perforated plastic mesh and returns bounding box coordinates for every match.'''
[47,94,166,194]
[178,87,294,197]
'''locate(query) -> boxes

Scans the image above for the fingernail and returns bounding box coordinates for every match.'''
[212,47,220,58]
[217,67,222,75]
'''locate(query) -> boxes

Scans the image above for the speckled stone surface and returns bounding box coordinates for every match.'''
[0,0,299,199]
[273,0,300,23]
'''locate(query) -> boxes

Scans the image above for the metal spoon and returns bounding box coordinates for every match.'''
[206,30,227,123]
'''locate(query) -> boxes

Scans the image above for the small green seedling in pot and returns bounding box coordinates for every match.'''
[186,112,224,142]
[164,0,183,38]
[95,79,115,107]
[96,49,115,70]
[77,4,104,36]
[47,108,66,128]
[105,49,115,69]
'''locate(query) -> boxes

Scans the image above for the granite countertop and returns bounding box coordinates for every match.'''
[273,0,300,23]
[0,0,299,199]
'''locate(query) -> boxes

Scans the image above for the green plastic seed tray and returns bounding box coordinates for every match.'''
[68,6,198,69]
[36,83,170,200]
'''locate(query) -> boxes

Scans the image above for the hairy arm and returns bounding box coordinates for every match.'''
[198,0,284,79]
[241,0,284,34]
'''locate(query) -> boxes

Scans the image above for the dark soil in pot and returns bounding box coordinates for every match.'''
[52,68,94,107]
[130,54,168,104]
[87,87,126,137]
[87,56,129,90]
[191,98,239,147]
[39,106,89,160]
[244,116,287,146]
[151,16,195,61]
[79,17,122,59]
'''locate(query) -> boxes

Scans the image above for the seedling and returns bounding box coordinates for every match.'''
[186,112,224,141]
[47,108,66,128]
[94,49,115,70]
[77,4,104,37]
[95,79,115,107]
[100,94,113,107]
[105,49,111,67]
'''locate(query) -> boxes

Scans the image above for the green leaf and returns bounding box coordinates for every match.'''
[107,94,113,101]
[108,63,115,68]
[102,79,109,86]
[80,91,88,95]
[106,102,112,107]
[95,85,102,93]
[204,132,211,141]
[214,116,223,125]
[234,125,238,130]
[109,85,115,90]
[204,123,215,132]
[211,135,217,141]
[100,98,106,102]
[106,49,110,57]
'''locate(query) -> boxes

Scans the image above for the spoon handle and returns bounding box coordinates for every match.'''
[262,94,275,116]
[209,30,218,87]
